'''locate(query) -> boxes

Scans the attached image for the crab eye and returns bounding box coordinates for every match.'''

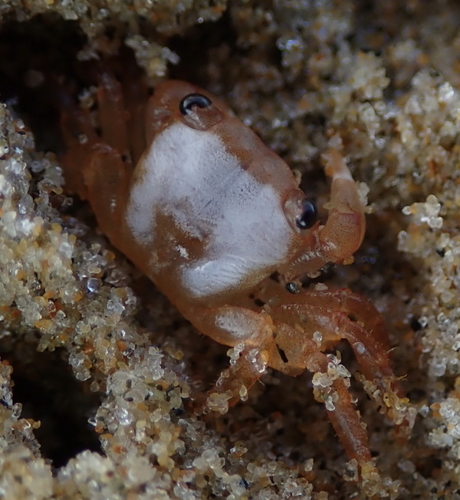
[296,199,317,230]
[286,282,300,294]
[179,93,212,115]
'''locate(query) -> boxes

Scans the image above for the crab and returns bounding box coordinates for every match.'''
[59,70,414,475]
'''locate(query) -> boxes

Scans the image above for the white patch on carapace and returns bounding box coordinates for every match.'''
[126,122,293,297]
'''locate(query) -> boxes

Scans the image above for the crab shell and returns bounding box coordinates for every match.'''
[124,80,323,307]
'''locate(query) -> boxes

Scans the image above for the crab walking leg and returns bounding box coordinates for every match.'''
[260,285,389,350]
[305,289,389,349]
[333,316,398,388]
[192,303,374,463]
[58,87,100,198]
[297,289,389,350]
[119,60,149,166]
[273,303,401,394]
[274,323,372,464]
[272,303,412,431]
[59,86,130,240]
[81,146,130,241]
[188,306,276,413]
[326,377,372,464]
[333,317,414,435]
[58,88,99,149]
[200,347,269,413]
[97,71,132,166]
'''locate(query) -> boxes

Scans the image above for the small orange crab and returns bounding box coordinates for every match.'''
[60,71,414,474]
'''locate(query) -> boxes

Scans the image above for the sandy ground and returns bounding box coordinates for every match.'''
[0,1,460,498]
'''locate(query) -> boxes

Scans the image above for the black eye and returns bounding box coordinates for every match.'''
[286,282,299,294]
[179,93,212,115]
[296,199,317,230]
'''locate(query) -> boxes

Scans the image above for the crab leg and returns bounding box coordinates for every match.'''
[333,316,414,435]
[58,88,99,150]
[298,289,389,350]
[58,86,100,198]
[196,347,269,414]
[119,59,149,166]
[272,303,413,432]
[185,305,275,412]
[261,285,389,350]
[274,302,400,393]
[326,376,372,464]
[192,302,375,464]
[275,323,372,464]
[96,72,132,167]
[59,75,130,242]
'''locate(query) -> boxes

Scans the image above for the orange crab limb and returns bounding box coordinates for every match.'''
[282,150,366,280]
